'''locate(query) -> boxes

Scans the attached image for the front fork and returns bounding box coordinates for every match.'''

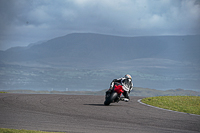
[105,89,121,103]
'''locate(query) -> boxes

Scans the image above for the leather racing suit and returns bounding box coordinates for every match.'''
[107,77,133,100]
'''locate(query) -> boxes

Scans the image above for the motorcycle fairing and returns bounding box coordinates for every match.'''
[114,85,124,95]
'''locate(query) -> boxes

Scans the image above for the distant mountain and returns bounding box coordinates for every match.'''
[27,40,47,48]
[0,33,200,91]
[0,33,200,68]
[3,88,200,96]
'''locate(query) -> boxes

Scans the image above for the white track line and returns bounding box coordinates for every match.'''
[138,99,200,117]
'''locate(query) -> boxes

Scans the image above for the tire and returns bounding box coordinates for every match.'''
[104,92,118,105]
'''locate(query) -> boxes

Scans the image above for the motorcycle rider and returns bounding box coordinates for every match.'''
[106,74,133,102]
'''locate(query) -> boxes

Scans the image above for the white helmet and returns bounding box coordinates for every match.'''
[124,74,132,79]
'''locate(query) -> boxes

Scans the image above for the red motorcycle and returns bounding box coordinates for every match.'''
[104,84,128,105]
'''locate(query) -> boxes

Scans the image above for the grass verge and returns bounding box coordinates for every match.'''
[0,91,7,93]
[141,96,200,115]
[0,128,64,133]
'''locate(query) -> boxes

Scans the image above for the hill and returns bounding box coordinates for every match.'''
[0,33,200,68]
[0,33,200,91]
[2,88,200,97]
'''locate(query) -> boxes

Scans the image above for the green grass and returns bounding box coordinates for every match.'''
[0,128,64,133]
[0,91,7,93]
[141,96,200,115]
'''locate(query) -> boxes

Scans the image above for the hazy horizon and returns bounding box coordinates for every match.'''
[0,33,199,92]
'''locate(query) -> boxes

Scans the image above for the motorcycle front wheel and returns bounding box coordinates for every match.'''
[104,92,118,106]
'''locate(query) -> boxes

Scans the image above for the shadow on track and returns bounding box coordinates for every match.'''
[84,104,124,106]
[84,104,105,106]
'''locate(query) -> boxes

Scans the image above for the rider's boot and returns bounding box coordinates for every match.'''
[120,97,129,102]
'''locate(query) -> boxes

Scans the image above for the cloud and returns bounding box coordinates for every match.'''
[0,0,200,50]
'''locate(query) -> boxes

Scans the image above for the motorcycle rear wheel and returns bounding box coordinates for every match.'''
[104,92,118,105]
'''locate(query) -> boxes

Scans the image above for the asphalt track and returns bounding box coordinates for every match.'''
[0,93,200,133]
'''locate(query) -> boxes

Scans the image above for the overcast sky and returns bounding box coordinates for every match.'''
[0,0,200,50]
